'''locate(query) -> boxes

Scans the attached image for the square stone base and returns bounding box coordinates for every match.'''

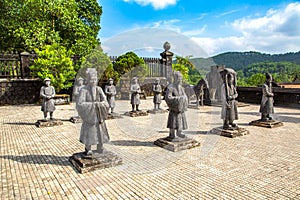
[210,127,249,138]
[124,110,148,117]
[35,119,63,127]
[147,109,168,114]
[154,137,200,152]
[69,151,122,173]
[69,116,82,123]
[107,113,123,120]
[249,119,283,128]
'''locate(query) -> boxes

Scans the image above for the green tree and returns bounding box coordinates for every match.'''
[172,55,197,83]
[113,52,146,81]
[246,73,265,87]
[30,43,76,93]
[0,0,102,57]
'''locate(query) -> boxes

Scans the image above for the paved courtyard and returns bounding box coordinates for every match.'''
[0,98,300,199]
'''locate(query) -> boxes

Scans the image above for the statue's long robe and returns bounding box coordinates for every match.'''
[40,86,56,112]
[105,84,116,108]
[221,84,238,121]
[165,83,188,130]
[77,86,110,146]
[259,83,274,114]
[153,84,162,104]
[130,84,141,105]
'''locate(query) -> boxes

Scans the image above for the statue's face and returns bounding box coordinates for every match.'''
[174,75,182,85]
[155,80,160,84]
[133,79,138,84]
[78,80,84,86]
[109,80,113,85]
[88,76,98,87]
[45,81,50,86]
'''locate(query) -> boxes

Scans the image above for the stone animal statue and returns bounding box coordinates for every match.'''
[193,79,209,107]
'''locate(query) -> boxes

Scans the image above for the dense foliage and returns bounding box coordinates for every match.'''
[237,62,300,86]
[113,52,146,82]
[30,44,76,93]
[190,51,300,72]
[0,0,102,57]
[172,55,203,85]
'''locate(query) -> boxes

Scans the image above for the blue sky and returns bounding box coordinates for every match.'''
[98,0,300,57]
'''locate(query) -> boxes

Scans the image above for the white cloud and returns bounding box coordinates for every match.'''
[191,2,300,56]
[123,0,177,10]
[183,25,207,37]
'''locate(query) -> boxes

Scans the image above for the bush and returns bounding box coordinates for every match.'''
[30,43,76,93]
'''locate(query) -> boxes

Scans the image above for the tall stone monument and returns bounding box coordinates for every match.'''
[160,42,174,83]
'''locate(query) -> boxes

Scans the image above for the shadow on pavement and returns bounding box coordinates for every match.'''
[0,155,71,166]
[109,140,155,147]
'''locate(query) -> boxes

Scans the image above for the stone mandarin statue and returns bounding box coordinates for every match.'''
[130,77,141,112]
[165,71,188,139]
[40,78,56,121]
[105,78,117,114]
[76,69,110,156]
[259,73,274,121]
[73,77,85,106]
[153,78,162,110]
[221,73,238,129]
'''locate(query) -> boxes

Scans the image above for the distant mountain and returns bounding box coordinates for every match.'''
[190,51,300,72]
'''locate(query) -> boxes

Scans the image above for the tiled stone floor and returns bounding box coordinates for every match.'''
[0,98,299,199]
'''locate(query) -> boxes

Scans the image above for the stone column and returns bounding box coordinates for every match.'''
[20,52,31,78]
[160,42,174,83]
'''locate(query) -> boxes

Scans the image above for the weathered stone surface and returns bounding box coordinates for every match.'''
[35,119,63,127]
[107,113,123,120]
[69,151,122,173]
[249,119,283,128]
[53,94,70,105]
[147,109,168,114]
[69,116,82,123]
[210,127,249,138]
[124,110,148,117]
[154,137,200,152]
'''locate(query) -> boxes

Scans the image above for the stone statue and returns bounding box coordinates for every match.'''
[77,69,110,156]
[130,77,141,112]
[105,78,117,113]
[73,77,85,106]
[259,73,274,121]
[206,66,223,101]
[153,78,162,110]
[40,78,56,121]
[221,72,238,129]
[165,71,188,139]
[193,79,208,107]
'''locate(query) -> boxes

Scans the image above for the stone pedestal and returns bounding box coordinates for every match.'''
[107,113,123,120]
[210,127,249,138]
[35,119,63,127]
[154,137,200,152]
[124,110,148,117]
[69,151,122,173]
[147,109,168,114]
[249,119,283,128]
[69,116,82,123]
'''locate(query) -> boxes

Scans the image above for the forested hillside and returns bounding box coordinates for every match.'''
[190,51,300,72]
[189,51,300,86]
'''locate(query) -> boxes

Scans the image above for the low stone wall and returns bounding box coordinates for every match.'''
[0,79,42,105]
[237,86,300,108]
